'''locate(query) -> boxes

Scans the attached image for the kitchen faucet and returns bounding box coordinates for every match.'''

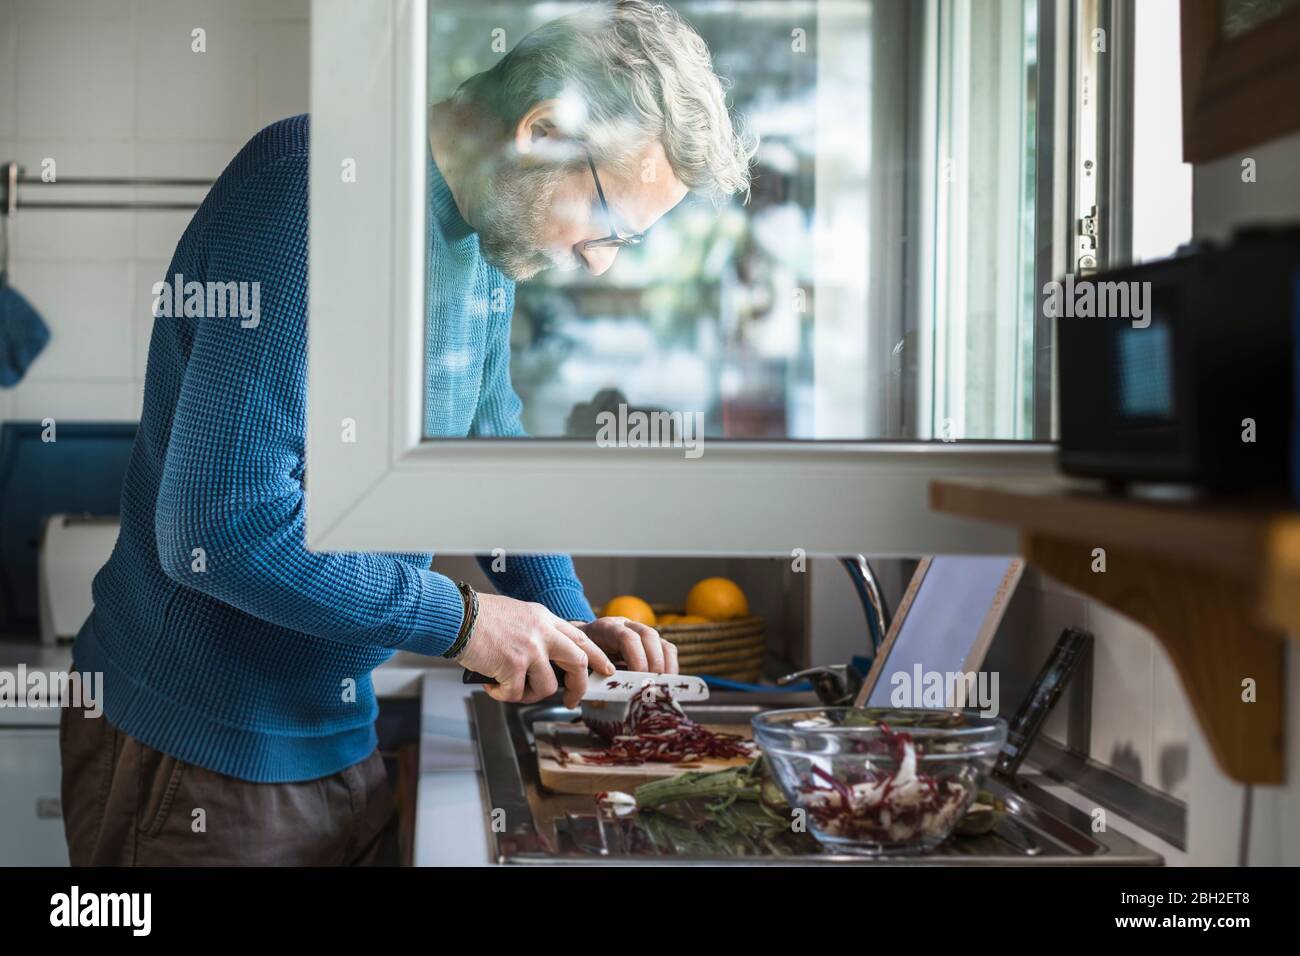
[777,555,892,706]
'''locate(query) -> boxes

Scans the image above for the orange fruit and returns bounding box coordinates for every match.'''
[657,613,681,625]
[684,577,749,621]
[675,615,709,625]
[601,595,657,626]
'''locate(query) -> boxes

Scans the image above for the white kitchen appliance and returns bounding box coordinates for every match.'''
[36,514,119,645]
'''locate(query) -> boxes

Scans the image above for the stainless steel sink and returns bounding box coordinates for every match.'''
[469,691,1163,865]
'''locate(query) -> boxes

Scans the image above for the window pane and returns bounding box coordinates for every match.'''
[424,0,1041,441]
[918,0,1039,440]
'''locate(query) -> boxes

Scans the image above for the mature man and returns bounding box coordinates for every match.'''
[61,0,755,865]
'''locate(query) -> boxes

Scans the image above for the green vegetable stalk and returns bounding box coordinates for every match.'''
[633,757,788,814]
[631,756,1007,855]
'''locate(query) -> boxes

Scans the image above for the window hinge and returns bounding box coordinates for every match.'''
[1077,204,1099,273]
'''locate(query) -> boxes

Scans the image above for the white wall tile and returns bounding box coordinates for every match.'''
[1,5,306,430]
[1031,567,1089,601]
[1150,640,1192,800]
[9,259,134,382]
[135,21,254,142]
[16,19,134,140]
[132,257,169,379]
[253,21,309,130]
[1193,128,1300,243]
[249,0,308,22]
[4,139,134,178]
[0,6,17,141]
[133,140,242,179]
[1014,571,1177,791]
[4,141,135,260]
[133,209,194,260]
[11,382,140,422]
[1087,602,1155,786]
[8,208,133,262]
[15,0,132,20]
[134,0,250,22]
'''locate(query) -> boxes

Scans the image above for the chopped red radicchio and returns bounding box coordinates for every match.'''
[794,722,973,845]
[580,686,756,766]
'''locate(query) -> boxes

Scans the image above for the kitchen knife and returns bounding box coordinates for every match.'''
[462,665,709,703]
[465,666,710,733]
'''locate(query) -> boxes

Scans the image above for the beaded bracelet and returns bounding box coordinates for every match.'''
[443,581,479,659]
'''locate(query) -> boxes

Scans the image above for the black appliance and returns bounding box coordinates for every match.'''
[1057,227,1300,496]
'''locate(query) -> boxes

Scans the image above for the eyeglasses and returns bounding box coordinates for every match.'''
[582,152,644,250]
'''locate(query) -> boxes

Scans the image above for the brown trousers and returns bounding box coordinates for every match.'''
[60,698,399,866]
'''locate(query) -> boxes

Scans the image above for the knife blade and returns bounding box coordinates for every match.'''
[462,665,709,703]
[584,670,709,702]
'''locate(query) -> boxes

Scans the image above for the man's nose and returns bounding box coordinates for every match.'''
[579,244,619,276]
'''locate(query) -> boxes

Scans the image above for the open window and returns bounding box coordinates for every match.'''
[307,0,1064,556]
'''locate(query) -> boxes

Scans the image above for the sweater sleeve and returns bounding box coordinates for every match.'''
[153,152,464,657]
[469,288,594,622]
[475,553,596,622]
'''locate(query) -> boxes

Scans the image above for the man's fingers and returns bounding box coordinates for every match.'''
[663,638,679,675]
[615,624,649,671]
[558,620,615,676]
[484,675,525,704]
[624,622,666,673]
[523,658,559,704]
[548,631,591,708]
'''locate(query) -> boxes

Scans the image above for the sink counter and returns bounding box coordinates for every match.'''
[410,669,1188,866]
[2,641,1181,866]
[411,664,491,866]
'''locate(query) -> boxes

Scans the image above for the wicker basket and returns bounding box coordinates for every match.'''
[650,604,766,681]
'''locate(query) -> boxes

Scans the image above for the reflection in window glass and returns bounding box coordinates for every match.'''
[1220,0,1300,39]
[424,0,1040,441]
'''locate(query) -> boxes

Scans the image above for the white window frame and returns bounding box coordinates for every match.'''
[306,0,1054,556]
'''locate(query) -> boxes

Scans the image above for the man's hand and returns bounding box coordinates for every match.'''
[573,617,679,675]
[458,593,615,708]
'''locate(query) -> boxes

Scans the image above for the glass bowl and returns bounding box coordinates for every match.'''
[751,707,1007,855]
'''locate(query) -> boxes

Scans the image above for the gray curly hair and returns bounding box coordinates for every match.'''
[454,0,757,203]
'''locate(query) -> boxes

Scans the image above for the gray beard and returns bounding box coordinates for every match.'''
[475,162,575,281]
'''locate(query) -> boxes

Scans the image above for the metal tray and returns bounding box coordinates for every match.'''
[470,691,1163,865]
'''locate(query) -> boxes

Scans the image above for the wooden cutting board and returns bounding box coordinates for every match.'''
[535,720,755,795]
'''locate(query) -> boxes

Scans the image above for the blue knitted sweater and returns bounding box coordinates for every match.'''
[74,115,594,783]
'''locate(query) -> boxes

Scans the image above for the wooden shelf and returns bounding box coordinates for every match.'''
[931,475,1291,784]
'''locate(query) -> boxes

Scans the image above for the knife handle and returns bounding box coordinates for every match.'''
[462,663,567,687]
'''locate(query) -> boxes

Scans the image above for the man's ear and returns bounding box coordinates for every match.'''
[512,99,577,162]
